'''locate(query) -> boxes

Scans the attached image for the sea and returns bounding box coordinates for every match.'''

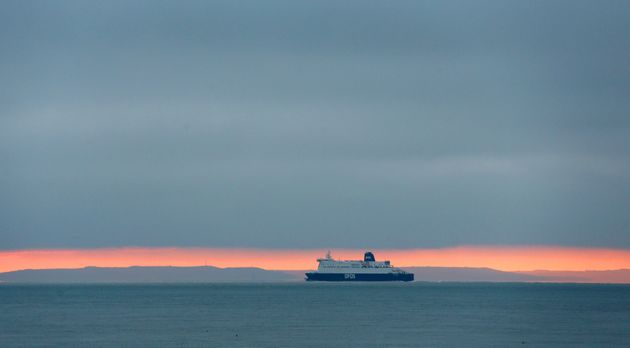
[1,282,629,347]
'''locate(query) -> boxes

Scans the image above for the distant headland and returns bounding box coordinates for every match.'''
[1,266,629,283]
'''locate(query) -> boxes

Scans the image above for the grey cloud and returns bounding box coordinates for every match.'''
[2,0,630,249]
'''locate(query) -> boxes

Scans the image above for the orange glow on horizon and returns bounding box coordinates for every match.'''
[2,246,630,273]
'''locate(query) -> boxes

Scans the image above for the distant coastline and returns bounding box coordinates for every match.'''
[1,266,629,284]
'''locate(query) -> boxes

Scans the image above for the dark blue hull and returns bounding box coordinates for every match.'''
[305,272,414,282]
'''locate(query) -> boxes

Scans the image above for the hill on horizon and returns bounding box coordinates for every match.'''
[0,266,296,283]
[2,266,630,283]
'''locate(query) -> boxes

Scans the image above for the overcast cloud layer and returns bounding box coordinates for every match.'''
[2,0,630,249]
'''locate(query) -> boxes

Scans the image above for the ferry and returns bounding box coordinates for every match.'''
[305,251,414,282]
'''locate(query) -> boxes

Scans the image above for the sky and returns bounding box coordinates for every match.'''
[2,1,630,257]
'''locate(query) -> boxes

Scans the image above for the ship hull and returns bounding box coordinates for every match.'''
[305,272,414,282]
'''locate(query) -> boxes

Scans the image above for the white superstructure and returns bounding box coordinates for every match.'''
[315,251,407,274]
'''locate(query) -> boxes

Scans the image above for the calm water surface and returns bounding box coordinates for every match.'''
[1,283,629,347]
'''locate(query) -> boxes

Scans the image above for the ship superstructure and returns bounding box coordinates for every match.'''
[305,251,414,281]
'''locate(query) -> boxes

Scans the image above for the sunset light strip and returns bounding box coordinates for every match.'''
[2,246,630,273]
